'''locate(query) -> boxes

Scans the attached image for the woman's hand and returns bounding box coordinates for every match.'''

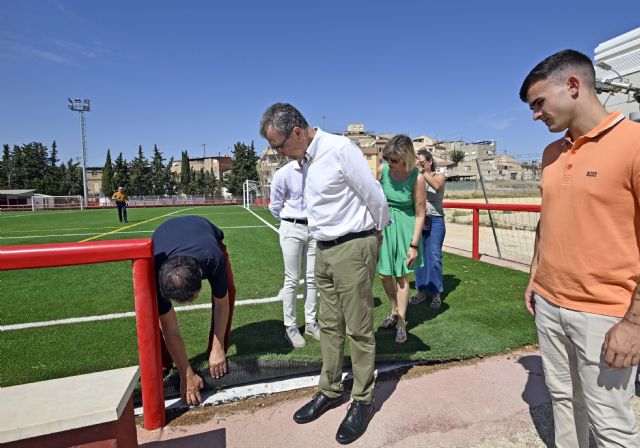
[406,246,418,268]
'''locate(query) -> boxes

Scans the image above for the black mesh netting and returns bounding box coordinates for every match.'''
[133,359,329,405]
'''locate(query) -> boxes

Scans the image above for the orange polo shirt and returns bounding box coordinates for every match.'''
[533,112,640,317]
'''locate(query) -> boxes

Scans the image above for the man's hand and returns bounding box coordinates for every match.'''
[523,283,536,316]
[180,369,204,406]
[603,319,640,368]
[209,345,228,379]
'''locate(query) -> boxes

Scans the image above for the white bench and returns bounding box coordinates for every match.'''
[0,366,140,448]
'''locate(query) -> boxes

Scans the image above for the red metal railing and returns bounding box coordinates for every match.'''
[442,202,541,261]
[0,239,165,429]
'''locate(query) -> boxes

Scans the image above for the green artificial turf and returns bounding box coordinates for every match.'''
[0,205,536,387]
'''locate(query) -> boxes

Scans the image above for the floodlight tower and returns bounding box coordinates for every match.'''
[67,98,91,207]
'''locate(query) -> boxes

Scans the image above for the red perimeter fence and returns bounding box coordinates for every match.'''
[0,202,541,429]
[0,239,166,430]
[442,202,541,260]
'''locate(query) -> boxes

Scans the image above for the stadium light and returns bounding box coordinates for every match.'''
[67,98,91,208]
[596,61,624,80]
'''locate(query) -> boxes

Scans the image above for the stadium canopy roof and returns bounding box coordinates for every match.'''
[0,189,36,197]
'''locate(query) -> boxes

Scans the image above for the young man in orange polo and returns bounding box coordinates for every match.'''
[521,49,640,446]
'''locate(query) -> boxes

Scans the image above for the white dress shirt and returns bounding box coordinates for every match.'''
[304,128,390,241]
[269,160,306,221]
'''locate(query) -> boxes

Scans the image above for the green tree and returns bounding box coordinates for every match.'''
[451,149,466,164]
[165,157,178,195]
[204,170,221,197]
[113,152,129,191]
[150,145,170,195]
[20,142,48,191]
[42,140,62,195]
[224,141,258,197]
[0,144,10,187]
[129,145,151,196]
[101,149,114,196]
[192,168,207,194]
[179,150,191,193]
[61,159,83,195]
[10,145,27,188]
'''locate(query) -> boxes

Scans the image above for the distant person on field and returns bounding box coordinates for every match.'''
[410,150,447,309]
[376,135,426,344]
[112,186,128,223]
[152,215,236,406]
[269,160,319,348]
[521,49,640,446]
[260,103,390,444]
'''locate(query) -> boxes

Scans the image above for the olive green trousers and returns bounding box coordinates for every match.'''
[315,233,378,403]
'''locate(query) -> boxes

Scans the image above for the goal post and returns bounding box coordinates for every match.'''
[31,195,84,211]
[242,179,275,211]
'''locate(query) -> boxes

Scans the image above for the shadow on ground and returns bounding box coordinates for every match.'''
[139,428,226,447]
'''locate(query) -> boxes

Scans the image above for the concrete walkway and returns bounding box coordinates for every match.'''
[137,349,559,447]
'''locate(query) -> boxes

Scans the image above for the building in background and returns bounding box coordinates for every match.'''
[87,167,102,196]
[170,156,233,180]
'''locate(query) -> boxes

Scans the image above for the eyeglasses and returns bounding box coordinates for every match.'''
[271,128,294,152]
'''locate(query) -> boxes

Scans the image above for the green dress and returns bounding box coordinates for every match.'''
[376,164,423,277]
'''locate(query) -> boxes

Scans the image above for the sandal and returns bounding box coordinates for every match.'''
[395,325,407,344]
[381,313,398,329]
[409,292,426,305]
[430,295,442,309]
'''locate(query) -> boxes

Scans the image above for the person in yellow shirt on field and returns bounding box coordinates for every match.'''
[112,186,128,223]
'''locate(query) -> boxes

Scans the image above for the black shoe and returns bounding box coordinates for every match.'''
[293,392,344,424]
[335,399,375,445]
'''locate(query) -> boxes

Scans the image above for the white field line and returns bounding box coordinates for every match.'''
[1,294,300,332]
[0,225,269,241]
[243,206,279,233]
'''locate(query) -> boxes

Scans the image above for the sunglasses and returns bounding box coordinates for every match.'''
[383,156,400,164]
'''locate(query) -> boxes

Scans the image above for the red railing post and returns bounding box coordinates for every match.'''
[132,257,165,429]
[472,208,480,260]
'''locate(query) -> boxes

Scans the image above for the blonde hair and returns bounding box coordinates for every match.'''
[382,135,415,174]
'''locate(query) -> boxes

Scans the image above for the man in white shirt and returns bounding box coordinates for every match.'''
[269,160,319,348]
[260,103,390,445]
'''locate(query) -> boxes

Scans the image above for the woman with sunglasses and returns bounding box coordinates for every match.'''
[410,149,447,309]
[377,135,427,343]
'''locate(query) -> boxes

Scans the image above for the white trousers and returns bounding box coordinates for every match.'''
[279,220,317,327]
[534,293,639,447]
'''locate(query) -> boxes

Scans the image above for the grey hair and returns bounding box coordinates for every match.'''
[259,103,309,138]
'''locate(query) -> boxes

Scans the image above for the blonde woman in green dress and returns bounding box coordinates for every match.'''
[377,135,427,343]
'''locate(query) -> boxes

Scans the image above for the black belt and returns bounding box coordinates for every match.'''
[282,217,308,225]
[317,229,376,249]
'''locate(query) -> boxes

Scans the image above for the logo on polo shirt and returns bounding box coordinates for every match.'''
[586,170,598,177]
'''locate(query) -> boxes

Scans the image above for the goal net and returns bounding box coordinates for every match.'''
[243,148,290,211]
[31,195,84,211]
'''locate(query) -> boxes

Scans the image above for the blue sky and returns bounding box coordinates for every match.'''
[0,1,637,167]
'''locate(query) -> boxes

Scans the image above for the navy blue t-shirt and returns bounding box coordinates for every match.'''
[152,216,228,315]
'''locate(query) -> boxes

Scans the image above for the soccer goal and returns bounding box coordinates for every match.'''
[31,195,84,211]
[242,180,270,210]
